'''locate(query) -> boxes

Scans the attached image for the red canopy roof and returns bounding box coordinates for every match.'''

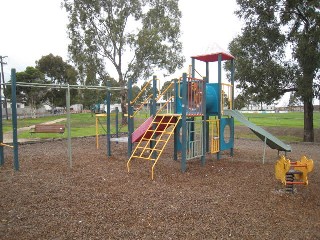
[191,52,235,62]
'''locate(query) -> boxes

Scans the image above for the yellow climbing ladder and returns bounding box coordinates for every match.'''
[127,114,181,180]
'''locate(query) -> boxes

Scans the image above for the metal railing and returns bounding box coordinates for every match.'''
[185,119,204,160]
[221,83,233,114]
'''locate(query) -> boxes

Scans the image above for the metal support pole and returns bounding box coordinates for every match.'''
[106,90,111,156]
[263,136,267,164]
[206,62,209,83]
[66,84,72,168]
[217,54,222,160]
[173,78,179,161]
[96,115,99,149]
[0,56,9,120]
[152,75,157,116]
[181,73,187,172]
[230,59,235,157]
[205,61,210,153]
[191,58,195,78]
[218,54,222,118]
[230,118,234,157]
[127,79,133,157]
[0,72,4,166]
[230,59,235,109]
[115,107,119,139]
[201,77,207,166]
[11,69,19,171]
[151,75,157,159]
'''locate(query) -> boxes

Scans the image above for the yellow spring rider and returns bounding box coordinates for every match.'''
[275,155,314,192]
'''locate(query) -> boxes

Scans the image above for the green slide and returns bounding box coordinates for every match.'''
[224,109,292,152]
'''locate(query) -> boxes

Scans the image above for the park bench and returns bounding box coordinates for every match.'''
[30,124,65,135]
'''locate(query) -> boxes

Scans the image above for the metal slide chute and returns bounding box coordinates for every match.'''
[224,109,292,152]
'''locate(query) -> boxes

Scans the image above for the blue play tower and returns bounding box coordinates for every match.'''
[174,51,235,171]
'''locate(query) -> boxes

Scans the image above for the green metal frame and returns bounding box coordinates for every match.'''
[106,89,111,156]
[0,71,3,166]
[11,69,19,170]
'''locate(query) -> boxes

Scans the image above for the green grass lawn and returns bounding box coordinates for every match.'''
[232,111,319,142]
[2,111,319,141]
[3,113,123,139]
[2,115,68,133]
[238,112,320,128]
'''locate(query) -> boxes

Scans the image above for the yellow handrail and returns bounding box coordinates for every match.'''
[221,83,233,113]
[130,78,153,105]
[156,96,175,114]
[156,81,174,102]
[132,79,174,118]
[132,93,153,118]
[178,77,182,99]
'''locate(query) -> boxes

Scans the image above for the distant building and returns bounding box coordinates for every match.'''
[70,104,83,113]
[240,102,275,112]
[1,97,24,109]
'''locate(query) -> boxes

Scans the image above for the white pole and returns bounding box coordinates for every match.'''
[263,136,267,164]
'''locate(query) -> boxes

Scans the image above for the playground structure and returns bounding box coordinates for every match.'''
[275,155,314,193]
[126,51,292,179]
[1,51,296,183]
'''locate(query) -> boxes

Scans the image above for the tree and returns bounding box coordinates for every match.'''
[63,0,185,123]
[228,0,320,142]
[77,76,122,109]
[36,54,78,108]
[6,67,47,117]
[131,85,141,103]
[234,93,249,110]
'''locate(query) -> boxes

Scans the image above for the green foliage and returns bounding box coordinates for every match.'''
[131,85,141,103]
[104,77,122,103]
[5,67,48,110]
[229,0,320,141]
[227,16,293,105]
[234,93,248,110]
[63,0,185,118]
[36,54,79,107]
[79,76,122,109]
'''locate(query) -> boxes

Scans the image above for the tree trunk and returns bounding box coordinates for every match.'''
[118,72,128,125]
[303,98,314,142]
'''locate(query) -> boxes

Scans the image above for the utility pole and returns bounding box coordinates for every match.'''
[0,56,9,120]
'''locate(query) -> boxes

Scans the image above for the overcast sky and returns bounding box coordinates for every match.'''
[1,0,242,81]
